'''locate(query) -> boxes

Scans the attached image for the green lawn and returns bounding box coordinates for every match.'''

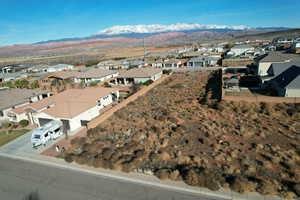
[0,129,29,147]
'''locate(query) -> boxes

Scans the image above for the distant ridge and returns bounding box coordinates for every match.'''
[34,24,291,45]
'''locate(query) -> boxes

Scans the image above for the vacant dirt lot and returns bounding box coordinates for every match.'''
[64,72,300,199]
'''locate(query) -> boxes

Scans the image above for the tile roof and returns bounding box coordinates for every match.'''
[119,68,162,78]
[48,64,73,69]
[48,71,80,79]
[47,69,118,79]
[12,87,118,119]
[76,68,118,79]
[163,59,181,64]
[231,45,254,49]
[0,88,48,110]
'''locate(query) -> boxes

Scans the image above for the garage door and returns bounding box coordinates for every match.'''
[38,118,53,126]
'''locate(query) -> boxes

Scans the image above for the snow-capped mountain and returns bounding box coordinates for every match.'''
[97,23,250,35]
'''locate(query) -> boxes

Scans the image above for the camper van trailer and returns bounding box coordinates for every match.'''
[31,120,63,148]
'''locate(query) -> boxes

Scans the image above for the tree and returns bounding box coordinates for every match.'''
[19,120,29,127]
[15,80,29,88]
[224,43,234,49]
[85,60,99,67]
[30,80,40,89]
[89,81,98,87]
[143,79,153,86]
[2,81,15,88]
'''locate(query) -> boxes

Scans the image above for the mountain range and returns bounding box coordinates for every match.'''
[33,23,291,44]
[0,23,298,65]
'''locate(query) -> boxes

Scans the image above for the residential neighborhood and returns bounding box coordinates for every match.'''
[10,87,119,132]
[0,87,50,122]
[0,1,300,200]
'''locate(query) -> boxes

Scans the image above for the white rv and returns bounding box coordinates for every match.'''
[31,120,63,148]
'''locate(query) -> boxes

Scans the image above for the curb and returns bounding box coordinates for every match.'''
[0,152,233,200]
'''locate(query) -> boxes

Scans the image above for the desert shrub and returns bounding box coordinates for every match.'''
[19,120,29,127]
[169,170,181,181]
[129,83,141,94]
[155,169,171,180]
[162,69,172,75]
[182,168,203,186]
[143,80,154,86]
[230,177,257,194]
[182,168,222,191]
[93,158,104,168]
[260,102,273,115]
[70,137,87,148]
[103,82,111,88]
[64,154,74,163]
[2,122,12,129]
[170,84,184,89]
[30,80,40,89]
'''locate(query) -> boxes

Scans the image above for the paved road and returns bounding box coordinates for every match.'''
[0,156,225,200]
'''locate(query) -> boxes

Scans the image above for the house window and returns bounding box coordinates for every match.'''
[0,110,3,117]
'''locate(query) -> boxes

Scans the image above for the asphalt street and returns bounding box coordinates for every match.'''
[0,156,226,200]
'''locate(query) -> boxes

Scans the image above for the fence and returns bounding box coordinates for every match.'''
[223,95,300,103]
[172,67,222,73]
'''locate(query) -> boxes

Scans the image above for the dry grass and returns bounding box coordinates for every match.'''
[64,72,300,198]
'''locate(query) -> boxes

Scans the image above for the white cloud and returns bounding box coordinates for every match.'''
[97,23,249,35]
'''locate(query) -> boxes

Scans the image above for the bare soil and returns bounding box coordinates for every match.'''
[63,72,300,198]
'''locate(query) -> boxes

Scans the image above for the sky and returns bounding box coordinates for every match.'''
[0,0,299,46]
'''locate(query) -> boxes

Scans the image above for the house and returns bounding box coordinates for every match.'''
[292,42,300,54]
[214,45,225,53]
[45,64,74,73]
[150,59,164,68]
[228,45,255,56]
[0,88,50,122]
[187,56,220,67]
[127,59,145,68]
[257,52,291,76]
[9,87,119,132]
[97,60,130,70]
[26,64,49,73]
[73,68,119,84]
[264,62,300,97]
[40,69,118,87]
[115,68,162,85]
[183,51,203,58]
[0,72,28,83]
[39,71,80,90]
[162,59,182,68]
[0,64,30,74]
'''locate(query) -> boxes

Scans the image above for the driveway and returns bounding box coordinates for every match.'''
[0,129,66,157]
